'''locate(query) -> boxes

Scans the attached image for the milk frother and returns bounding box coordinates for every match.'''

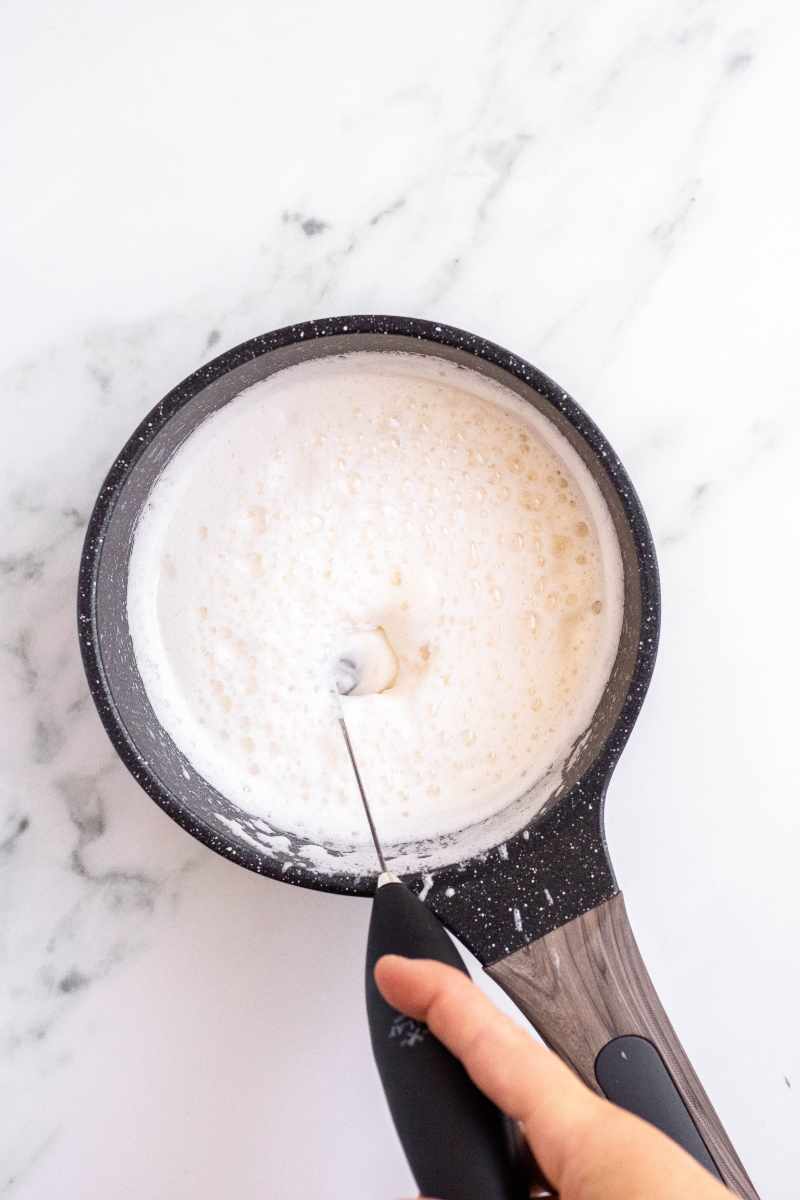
[336,705,538,1198]
[365,874,533,1200]
[78,314,760,1199]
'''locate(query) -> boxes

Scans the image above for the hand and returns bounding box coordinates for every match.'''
[375,956,730,1200]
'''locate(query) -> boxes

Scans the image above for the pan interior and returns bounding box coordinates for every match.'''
[90,331,646,886]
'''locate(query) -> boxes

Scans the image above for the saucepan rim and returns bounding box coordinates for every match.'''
[77,314,660,904]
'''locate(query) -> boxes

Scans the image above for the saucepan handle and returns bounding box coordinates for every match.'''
[487,892,759,1200]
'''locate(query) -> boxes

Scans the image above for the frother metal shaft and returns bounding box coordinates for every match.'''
[336,714,387,873]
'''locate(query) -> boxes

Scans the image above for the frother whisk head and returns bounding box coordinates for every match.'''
[333,626,398,696]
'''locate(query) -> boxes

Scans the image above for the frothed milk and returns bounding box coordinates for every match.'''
[128,353,623,850]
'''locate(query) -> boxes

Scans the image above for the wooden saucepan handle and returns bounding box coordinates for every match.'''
[487,892,759,1199]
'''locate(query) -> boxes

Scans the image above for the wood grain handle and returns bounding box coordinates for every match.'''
[487,893,759,1199]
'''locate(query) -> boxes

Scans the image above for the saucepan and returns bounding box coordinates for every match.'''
[78,315,757,1198]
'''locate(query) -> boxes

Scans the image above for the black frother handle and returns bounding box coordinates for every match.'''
[365,879,539,1200]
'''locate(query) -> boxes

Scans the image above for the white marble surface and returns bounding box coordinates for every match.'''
[2,0,799,1195]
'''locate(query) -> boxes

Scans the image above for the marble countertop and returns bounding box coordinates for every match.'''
[2,0,798,1196]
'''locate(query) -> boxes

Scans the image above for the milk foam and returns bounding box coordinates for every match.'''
[127,353,623,850]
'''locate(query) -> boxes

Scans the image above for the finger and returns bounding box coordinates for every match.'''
[375,955,589,1115]
[375,956,730,1200]
[375,955,600,1185]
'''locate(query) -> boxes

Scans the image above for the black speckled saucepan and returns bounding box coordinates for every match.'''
[78,316,757,1198]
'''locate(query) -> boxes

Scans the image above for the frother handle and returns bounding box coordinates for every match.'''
[366,880,545,1199]
[488,892,759,1199]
